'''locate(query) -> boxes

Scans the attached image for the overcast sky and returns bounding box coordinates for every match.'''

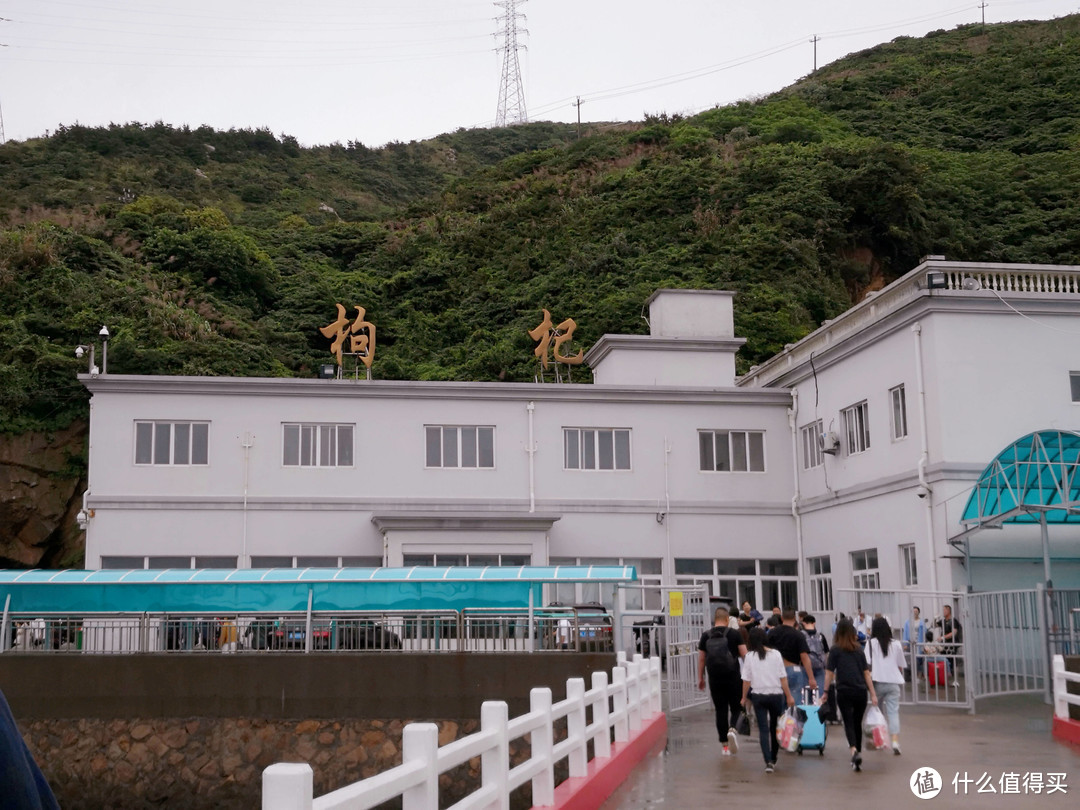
[0,0,1076,147]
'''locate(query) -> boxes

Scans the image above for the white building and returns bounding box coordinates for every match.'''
[79,260,1080,613]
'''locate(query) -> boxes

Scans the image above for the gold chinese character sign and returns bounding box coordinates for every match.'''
[320,304,376,368]
[528,308,583,369]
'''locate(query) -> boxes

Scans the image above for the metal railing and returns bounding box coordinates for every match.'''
[262,653,663,810]
[0,607,618,655]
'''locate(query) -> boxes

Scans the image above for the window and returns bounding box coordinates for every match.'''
[425,426,495,468]
[101,556,145,569]
[800,421,823,469]
[148,556,191,569]
[901,544,918,587]
[850,548,880,590]
[1071,372,1080,402]
[890,385,908,440]
[195,556,237,569]
[842,401,870,455]
[673,558,799,613]
[564,428,631,470]
[134,421,209,465]
[699,430,765,472]
[807,556,833,612]
[283,423,354,467]
[250,555,383,568]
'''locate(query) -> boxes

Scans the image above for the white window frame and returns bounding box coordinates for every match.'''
[842,401,871,455]
[800,420,823,470]
[134,421,209,466]
[698,429,766,472]
[1070,372,1080,402]
[850,548,880,590]
[424,425,495,469]
[563,428,632,471]
[890,384,908,441]
[282,423,354,468]
[807,555,833,612]
[900,543,918,587]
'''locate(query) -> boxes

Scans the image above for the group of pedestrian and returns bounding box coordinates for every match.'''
[698,602,912,774]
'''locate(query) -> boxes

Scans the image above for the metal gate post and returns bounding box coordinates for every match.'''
[1036,582,1050,705]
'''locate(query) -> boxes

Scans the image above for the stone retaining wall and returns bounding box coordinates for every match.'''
[24,715,516,809]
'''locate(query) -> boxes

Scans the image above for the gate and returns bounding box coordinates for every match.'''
[836,588,972,710]
[967,590,1045,700]
[663,585,709,712]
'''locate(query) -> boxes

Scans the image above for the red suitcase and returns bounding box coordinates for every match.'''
[927,660,946,686]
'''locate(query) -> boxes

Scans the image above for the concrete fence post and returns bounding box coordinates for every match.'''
[612,666,628,743]
[262,763,313,810]
[402,723,439,810]
[480,701,510,810]
[626,659,642,732]
[529,688,554,806]
[591,671,611,759]
[1053,654,1068,719]
[566,678,587,778]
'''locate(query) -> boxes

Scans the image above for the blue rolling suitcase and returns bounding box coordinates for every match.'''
[796,689,827,756]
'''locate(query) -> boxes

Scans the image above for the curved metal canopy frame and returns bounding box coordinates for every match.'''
[953,430,1080,585]
[960,430,1080,528]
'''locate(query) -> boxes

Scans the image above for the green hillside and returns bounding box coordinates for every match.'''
[3,15,1080,439]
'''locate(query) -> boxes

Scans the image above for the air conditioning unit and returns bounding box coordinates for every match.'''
[818,431,840,455]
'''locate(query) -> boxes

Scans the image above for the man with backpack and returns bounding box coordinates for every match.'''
[698,606,747,755]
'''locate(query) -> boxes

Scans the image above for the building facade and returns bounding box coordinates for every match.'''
[79,262,1080,612]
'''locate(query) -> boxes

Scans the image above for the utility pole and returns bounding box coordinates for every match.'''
[979,2,988,31]
[494,0,528,127]
[810,35,820,73]
[573,97,582,139]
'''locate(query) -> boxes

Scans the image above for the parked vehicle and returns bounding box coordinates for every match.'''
[336,619,402,650]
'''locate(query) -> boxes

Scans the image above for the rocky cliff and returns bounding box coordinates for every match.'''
[0,423,87,568]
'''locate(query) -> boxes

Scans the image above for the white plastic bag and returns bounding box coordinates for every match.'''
[863,705,888,750]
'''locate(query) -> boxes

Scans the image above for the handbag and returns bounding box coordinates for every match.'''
[862,705,888,750]
[735,711,750,736]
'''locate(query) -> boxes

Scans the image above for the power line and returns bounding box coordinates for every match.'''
[494,0,528,127]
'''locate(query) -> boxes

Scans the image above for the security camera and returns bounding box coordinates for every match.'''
[915,484,931,499]
[89,366,100,378]
[75,346,85,358]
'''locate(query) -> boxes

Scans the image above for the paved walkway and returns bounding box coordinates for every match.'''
[602,695,1079,809]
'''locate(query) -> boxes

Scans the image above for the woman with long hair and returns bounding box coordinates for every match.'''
[867,616,907,754]
[821,618,877,771]
[740,626,796,773]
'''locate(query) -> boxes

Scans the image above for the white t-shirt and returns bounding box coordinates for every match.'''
[741,648,787,695]
[867,637,907,684]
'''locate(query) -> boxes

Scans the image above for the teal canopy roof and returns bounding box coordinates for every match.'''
[0,566,637,614]
[961,430,1080,526]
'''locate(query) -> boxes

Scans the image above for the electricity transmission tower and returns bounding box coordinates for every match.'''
[494,0,528,127]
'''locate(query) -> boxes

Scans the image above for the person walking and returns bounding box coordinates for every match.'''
[767,608,819,699]
[698,606,747,756]
[801,614,829,694]
[867,616,906,755]
[821,618,877,772]
[740,627,796,773]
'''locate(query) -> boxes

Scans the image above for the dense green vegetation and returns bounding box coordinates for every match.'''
[3,16,1080,433]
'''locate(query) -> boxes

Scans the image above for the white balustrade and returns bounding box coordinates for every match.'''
[1052,654,1080,721]
[262,654,663,810]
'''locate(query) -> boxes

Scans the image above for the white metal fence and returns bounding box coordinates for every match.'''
[262,653,663,810]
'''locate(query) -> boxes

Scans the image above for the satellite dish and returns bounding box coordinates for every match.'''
[961,277,982,291]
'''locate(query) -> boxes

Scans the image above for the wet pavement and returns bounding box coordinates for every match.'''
[602,695,1079,809]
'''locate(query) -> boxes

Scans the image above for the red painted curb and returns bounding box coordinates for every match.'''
[536,712,668,810]
[1052,715,1080,749]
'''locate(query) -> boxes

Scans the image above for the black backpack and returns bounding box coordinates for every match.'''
[705,627,739,677]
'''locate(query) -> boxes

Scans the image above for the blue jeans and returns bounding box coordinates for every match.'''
[875,682,901,735]
[786,665,808,701]
[750,692,784,764]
